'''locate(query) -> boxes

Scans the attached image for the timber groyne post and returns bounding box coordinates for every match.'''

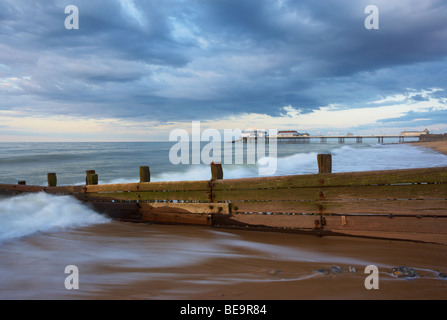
[211,162,223,180]
[86,170,98,185]
[47,173,57,187]
[140,166,151,182]
[317,154,332,174]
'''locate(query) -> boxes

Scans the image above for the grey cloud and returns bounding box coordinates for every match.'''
[0,0,446,124]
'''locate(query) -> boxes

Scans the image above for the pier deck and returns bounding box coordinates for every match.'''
[236,134,420,144]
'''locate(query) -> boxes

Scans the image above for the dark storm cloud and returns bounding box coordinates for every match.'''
[0,0,446,123]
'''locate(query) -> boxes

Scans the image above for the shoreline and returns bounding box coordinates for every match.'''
[411,140,447,156]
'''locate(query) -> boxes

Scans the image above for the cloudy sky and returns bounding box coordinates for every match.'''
[1,0,446,141]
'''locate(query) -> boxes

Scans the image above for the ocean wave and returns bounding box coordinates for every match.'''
[0,192,111,243]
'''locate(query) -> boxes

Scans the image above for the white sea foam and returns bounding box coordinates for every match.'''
[93,143,447,184]
[0,192,111,243]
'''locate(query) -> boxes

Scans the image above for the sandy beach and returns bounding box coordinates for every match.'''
[412,140,447,156]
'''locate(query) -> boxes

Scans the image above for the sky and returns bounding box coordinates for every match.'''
[0,0,446,142]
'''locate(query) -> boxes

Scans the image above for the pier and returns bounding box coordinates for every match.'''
[1,155,447,245]
[236,134,419,144]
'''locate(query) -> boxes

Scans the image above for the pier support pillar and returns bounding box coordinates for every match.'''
[140,166,151,182]
[317,154,332,174]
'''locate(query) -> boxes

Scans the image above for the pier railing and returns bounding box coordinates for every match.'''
[1,155,447,245]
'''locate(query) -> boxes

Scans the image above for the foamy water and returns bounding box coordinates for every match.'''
[0,193,110,243]
[1,142,447,300]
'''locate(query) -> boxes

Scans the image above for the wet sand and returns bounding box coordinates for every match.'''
[1,222,446,301]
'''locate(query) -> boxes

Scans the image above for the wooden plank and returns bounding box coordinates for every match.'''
[44,185,84,194]
[323,215,447,234]
[85,190,210,202]
[327,230,447,245]
[85,180,210,193]
[230,199,447,215]
[139,203,214,225]
[86,202,140,221]
[140,202,229,214]
[214,184,447,202]
[212,213,447,244]
[214,214,447,234]
[213,213,319,229]
[0,184,84,194]
[231,201,319,214]
[0,184,46,193]
[141,212,212,225]
[212,167,447,190]
[317,184,446,201]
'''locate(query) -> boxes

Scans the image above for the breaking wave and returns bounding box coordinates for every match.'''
[0,192,111,243]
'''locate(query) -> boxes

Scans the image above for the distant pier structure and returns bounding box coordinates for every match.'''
[235,129,430,144]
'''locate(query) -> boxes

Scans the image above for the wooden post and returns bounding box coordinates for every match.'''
[86,170,96,185]
[18,181,26,185]
[317,154,332,174]
[91,173,98,185]
[47,173,57,187]
[211,162,223,180]
[140,166,151,182]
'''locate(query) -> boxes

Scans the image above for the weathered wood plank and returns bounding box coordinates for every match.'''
[327,230,447,245]
[214,184,447,202]
[213,213,447,233]
[85,190,210,202]
[141,211,212,225]
[86,202,140,221]
[213,167,447,190]
[213,213,319,229]
[323,215,447,234]
[0,184,84,194]
[0,184,46,193]
[212,213,447,244]
[139,204,212,226]
[140,202,229,214]
[44,185,84,194]
[230,199,447,215]
[85,180,211,193]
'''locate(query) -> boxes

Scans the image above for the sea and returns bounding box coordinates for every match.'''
[1,140,447,302]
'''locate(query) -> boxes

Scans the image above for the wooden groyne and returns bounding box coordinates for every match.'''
[1,155,447,245]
